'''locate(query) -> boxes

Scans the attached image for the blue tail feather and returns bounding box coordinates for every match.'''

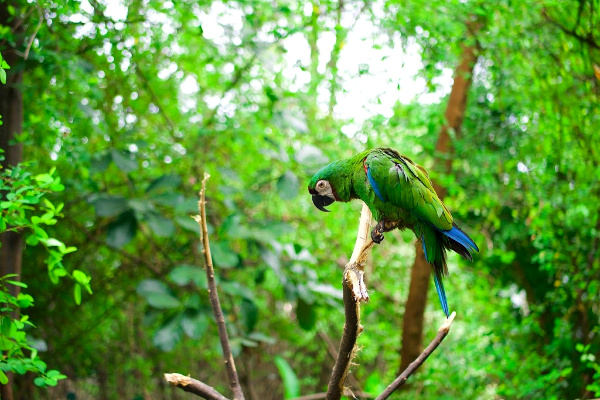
[433,272,449,318]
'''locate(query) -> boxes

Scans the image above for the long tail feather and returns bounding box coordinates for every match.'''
[422,231,450,317]
[433,268,449,318]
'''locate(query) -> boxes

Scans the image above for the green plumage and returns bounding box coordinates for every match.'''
[308,148,479,317]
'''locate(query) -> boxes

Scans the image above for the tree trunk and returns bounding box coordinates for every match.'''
[0,5,24,400]
[398,42,478,374]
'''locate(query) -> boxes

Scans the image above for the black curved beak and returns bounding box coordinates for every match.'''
[312,194,335,212]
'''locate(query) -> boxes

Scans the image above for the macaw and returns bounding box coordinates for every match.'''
[307,148,478,317]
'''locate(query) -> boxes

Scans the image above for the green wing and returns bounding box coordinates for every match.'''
[365,149,453,230]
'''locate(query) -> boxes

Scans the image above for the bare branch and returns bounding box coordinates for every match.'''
[326,203,374,400]
[166,174,244,399]
[164,373,229,400]
[195,173,246,400]
[375,312,457,400]
[23,5,43,60]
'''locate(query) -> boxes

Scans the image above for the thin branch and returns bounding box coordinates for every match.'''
[326,203,374,400]
[291,390,375,400]
[375,312,457,400]
[164,374,229,400]
[23,5,43,60]
[135,66,178,138]
[165,173,244,400]
[542,8,600,50]
[195,173,245,400]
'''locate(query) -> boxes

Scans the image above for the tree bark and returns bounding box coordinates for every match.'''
[0,5,24,400]
[398,41,478,374]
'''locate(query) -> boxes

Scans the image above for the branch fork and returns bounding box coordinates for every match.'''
[326,203,456,400]
[165,181,456,400]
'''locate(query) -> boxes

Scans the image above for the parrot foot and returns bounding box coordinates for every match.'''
[371,221,400,244]
[371,228,384,244]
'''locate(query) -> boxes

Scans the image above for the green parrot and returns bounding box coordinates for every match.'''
[307,148,478,317]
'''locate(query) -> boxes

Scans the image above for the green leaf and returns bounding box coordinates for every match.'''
[90,152,112,173]
[93,196,129,217]
[17,293,34,308]
[1,316,13,337]
[146,174,182,193]
[169,265,206,287]
[277,171,299,200]
[34,376,46,387]
[0,68,6,85]
[220,281,254,300]
[210,241,240,268]
[74,284,81,305]
[241,298,259,332]
[174,215,199,232]
[42,238,63,247]
[26,234,40,247]
[0,370,7,385]
[111,149,137,173]
[44,377,58,386]
[6,280,27,288]
[274,356,300,399]
[153,317,182,351]
[145,213,175,237]
[72,270,89,285]
[247,332,276,345]
[296,298,316,330]
[46,370,61,378]
[181,312,208,339]
[136,279,180,309]
[106,211,137,248]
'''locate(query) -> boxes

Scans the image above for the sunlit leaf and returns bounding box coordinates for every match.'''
[274,356,300,399]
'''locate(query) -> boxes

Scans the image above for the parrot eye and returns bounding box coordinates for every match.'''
[317,180,327,190]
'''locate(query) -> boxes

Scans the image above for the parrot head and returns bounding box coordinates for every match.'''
[307,161,347,212]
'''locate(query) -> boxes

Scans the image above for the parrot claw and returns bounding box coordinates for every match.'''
[371,228,384,244]
[371,221,399,244]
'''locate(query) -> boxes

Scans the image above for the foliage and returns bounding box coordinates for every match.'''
[0,0,599,399]
[0,51,88,387]
[0,160,87,385]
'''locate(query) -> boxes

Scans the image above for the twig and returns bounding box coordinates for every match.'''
[375,312,457,400]
[326,203,374,400]
[23,5,43,60]
[291,390,375,400]
[166,173,244,400]
[164,373,229,400]
[195,173,245,400]
[542,8,600,50]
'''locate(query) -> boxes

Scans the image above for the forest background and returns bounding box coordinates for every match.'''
[1,0,599,399]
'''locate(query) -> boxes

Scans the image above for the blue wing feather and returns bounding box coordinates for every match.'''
[366,166,386,202]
